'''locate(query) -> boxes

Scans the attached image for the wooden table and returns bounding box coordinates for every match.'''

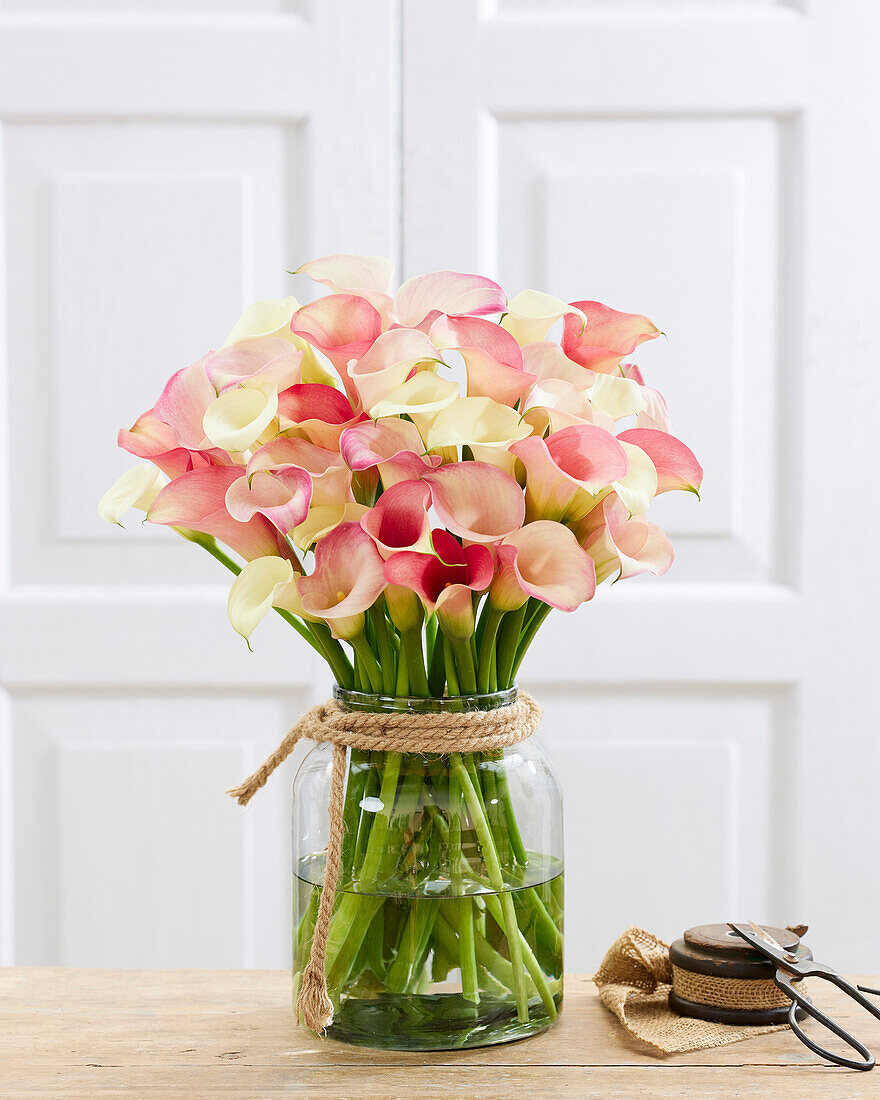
[2,968,878,1098]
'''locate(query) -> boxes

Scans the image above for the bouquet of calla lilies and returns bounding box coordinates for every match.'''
[101,254,702,698]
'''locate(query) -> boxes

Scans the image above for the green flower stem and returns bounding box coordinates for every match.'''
[481,891,558,1020]
[450,753,530,1023]
[511,602,553,678]
[428,625,447,696]
[395,654,409,696]
[298,617,354,688]
[491,754,528,866]
[477,608,504,694]
[349,632,384,694]
[402,628,430,696]
[450,635,478,695]
[495,604,528,689]
[443,636,460,697]
[368,602,396,695]
[448,769,479,1004]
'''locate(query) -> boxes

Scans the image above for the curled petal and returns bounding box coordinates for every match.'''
[247,437,351,506]
[432,315,536,406]
[588,373,647,421]
[277,384,364,449]
[349,327,442,412]
[98,464,165,525]
[423,462,525,543]
[223,297,300,346]
[369,371,459,421]
[225,468,312,534]
[502,290,587,346]
[204,338,303,393]
[290,294,382,402]
[426,396,532,473]
[147,466,289,561]
[562,301,660,374]
[118,411,217,479]
[202,379,278,454]
[292,502,368,551]
[617,428,703,495]
[227,556,303,643]
[295,253,394,295]
[491,521,595,612]
[340,417,439,489]
[575,495,673,583]
[360,479,434,558]
[297,522,387,638]
[384,529,493,618]
[522,342,592,388]
[613,441,658,516]
[154,358,217,450]
[395,271,506,328]
[622,364,673,432]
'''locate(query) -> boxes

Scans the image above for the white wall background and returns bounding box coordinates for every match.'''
[1,0,879,975]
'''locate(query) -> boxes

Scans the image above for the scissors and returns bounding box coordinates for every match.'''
[729,921,880,1070]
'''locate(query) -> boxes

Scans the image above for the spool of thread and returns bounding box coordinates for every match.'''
[668,923,811,1026]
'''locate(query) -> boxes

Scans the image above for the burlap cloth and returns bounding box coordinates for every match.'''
[594,926,805,1054]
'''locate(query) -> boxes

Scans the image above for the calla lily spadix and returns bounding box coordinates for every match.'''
[489,521,596,613]
[562,301,660,374]
[340,417,440,489]
[361,479,434,559]
[98,463,165,525]
[426,396,532,474]
[502,291,587,346]
[297,522,387,640]
[227,555,311,644]
[422,462,525,543]
[394,271,507,329]
[202,377,278,454]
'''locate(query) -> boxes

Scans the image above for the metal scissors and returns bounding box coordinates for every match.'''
[729,921,880,1070]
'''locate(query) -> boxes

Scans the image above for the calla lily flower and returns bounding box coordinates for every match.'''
[295,253,395,321]
[490,521,596,612]
[154,357,217,450]
[587,373,648,421]
[222,297,335,386]
[384,529,493,637]
[147,466,291,561]
[202,377,278,454]
[502,291,587,346]
[430,314,535,406]
[423,462,525,543]
[612,441,658,516]
[292,502,368,551]
[349,327,442,412]
[203,338,303,393]
[360,479,434,559]
[395,271,507,328]
[297,522,387,639]
[368,371,459,424]
[290,294,383,402]
[340,417,440,489]
[425,396,532,474]
[118,411,218,479]
[617,428,703,495]
[227,556,313,644]
[523,379,616,436]
[623,364,673,432]
[247,437,351,506]
[225,467,312,534]
[276,384,364,450]
[574,494,673,583]
[511,425,629,522]
[98,464,165,525]
[562,301,660,374]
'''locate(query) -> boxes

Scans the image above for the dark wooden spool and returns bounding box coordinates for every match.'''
[668,923,812,1026]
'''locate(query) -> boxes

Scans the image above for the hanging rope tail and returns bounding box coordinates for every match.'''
[226,692,542,1032]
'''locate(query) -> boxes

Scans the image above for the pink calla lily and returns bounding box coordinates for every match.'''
[247,437,351,505]
[360,479,434,559]
[622,364,673,432]
[290,294,383,402]
[296,253,394,295]
[573,494,674,583]
[348,327,442,412]
[617,428,703,495]
[277,384,366,449]
[202,337,303,393]
[154,357,217,450]
[430,314,535,406]
[562,301,660,374]
[118,411,221,479]
[511,425,630,522]
[384,529,493,636]
[340,417,440,489]
[297,522,387,639]
[490,521,596,612]
[395,271,507,328]
[147,465,292,561]
[225,467,312,534]
[423,462,525,543]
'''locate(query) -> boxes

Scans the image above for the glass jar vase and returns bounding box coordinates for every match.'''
[292,687,563,1051]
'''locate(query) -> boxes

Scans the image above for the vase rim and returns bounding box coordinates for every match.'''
[332,685,518,714]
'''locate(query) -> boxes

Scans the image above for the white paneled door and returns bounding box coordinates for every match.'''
[2,1,880,974]
[404,1,880,970]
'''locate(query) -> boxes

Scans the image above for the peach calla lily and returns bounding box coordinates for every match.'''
[349,327,442,412]
[247,437,351,505]
[395,271,506,328]
[296,253,394,296]
[203,338,303,394]
[430,314,535,406]
[360,479,434,559]
[423,462,525,543]
[290,294,383,403]
[154,357,217,450]
[490,521,596,612]
[562,301,660,374]
[340,417,440,489]
[224,467,312,534]
[573,494,673,583]
[425,396,532,474]
[297,522,387,639]
[227,556,311,644]
[502,290,587,346]
[617,429,703,495]
[98,464,165,525]
[118,411,217,479]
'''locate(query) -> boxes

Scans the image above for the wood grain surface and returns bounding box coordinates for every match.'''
[2,968,878,1098]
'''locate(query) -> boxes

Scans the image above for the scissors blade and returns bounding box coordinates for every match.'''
[728,922,802,970]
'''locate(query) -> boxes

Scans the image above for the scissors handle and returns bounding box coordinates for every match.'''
[776,970,877,1071]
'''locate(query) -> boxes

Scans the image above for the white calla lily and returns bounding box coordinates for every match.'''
[222,296,334,386]
[292,503,369,551]
[588,373,648,420]
[227,555,310,643]
[369,371,459,421]
[426,396,532,473]
[203,378,278,453]
[98,464,165,525]
[612,441,658,516]
[502,291,587,345]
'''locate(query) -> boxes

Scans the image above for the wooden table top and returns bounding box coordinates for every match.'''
[2,967,878,1098]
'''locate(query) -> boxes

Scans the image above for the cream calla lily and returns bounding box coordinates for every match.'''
[292,502,368,551]
[222,296,333,385]
[227,556,311,644]
[588,373,648,421]
[98,464,165,525]
[369,371,459,424]
[612,441,658,517]
[426,396,532,474]
[202,379,278,453]
[502,291,587,345]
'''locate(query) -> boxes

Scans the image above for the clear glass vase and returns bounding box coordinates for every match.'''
[291,687,563,1051]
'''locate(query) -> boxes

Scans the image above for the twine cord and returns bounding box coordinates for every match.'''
[227,692,542,1032]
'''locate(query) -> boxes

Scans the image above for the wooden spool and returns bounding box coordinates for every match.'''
[668,923,812,1026]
